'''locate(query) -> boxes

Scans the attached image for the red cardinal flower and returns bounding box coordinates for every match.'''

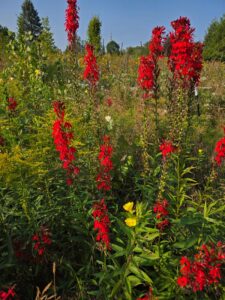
[92,198,111,250]
[149,26,165,60]
[96,135,113,192]
[214,129,225,166]
[138,56,154,93]
[65,0,79,47]
[7,98,17,111]
[168,17,203,87]
[32,228,52,257]
[83,44,99,88]
[177,243,225,292]
[52,101,79,185]
[138,26,165,97]
[153,199,170,230]
[0,287,15,300]
[159,140,175,159]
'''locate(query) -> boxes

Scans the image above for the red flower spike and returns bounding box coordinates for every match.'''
[0,287,15,300]
[149,26,165,60]
[177,243,225,292]
[106,98,112,107]
[177,276,189,288]
[168,17,203,87]
[214,132,225,166]
[159,140,175,159]
[7,97,17,111]
[153,199,170,231]
[92,199,111,250]
[65,0,79,47]
[96,135,113,192]
[137,56,155,93]
[52,101,79,185]
[83,44,99,88]
[138,26,165,97]
[32,228,52,257]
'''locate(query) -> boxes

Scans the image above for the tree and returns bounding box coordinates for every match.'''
[87,16,102,54]
[203,15,225,61]
[17,0,42,40]
[126,42,149,56]
[106,40,120,55]
[0,25,15,68]
[38,17,57,55]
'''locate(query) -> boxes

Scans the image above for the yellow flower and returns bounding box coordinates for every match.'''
[198,149,203,155]
[125,217,137,227]
[35,69,41,76]
[123,201,134,212]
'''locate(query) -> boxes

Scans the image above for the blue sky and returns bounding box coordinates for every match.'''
[0,0,224,50]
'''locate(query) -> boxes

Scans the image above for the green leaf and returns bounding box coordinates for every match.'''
[127,275,142,287]
[129,263,152,284]
[173,236,198,249]
[179,215,202,225]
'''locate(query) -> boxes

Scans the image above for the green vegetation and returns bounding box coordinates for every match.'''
[106,40,120,54]
[87,16,102,54]
[0,2,225,300]
[203,15,225,61]
[17,0,42,40]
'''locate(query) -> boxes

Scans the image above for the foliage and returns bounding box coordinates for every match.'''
[106,40,120,55]
[87,16,102,54]
[203,15,225,61]
[0,10,225,300]
[17,0,42,41]
[0,26,15,70]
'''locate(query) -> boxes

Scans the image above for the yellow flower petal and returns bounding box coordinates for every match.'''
[123,201,134,212]
[125,217,137,227]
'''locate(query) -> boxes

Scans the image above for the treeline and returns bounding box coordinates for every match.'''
[1,0,225,60]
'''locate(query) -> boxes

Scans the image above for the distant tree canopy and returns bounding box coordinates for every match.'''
[17,0,42,40]
[106,40,120,54]
[38,17,57,54]
[87,16,102,54]
[203,15,225,61]
[0,25,15,68]
[126,42,149,56]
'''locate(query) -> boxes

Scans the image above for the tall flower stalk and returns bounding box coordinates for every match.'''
[52,101,79,185]
[65,0,79,50]
[167,17,203,145]
[137,26,165,176]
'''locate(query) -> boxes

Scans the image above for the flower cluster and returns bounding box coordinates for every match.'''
[32,228,52,256]
[123,201,137,227]
[159,140,175,159]
[153,199,169,230]
[106,97,112,107]
[0,287,15,300]
[214,131,225,166]
[168,17,203,86]
[96,135,113,192]
[52,101,79,185]
[149,26,165,60]
[83,44,99,88]
[7,97,17,111]
[65,0,79,47]
[177,242,225,292]
[92,198,111,250]
[137,56,155,93]
[138,26,165,97]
